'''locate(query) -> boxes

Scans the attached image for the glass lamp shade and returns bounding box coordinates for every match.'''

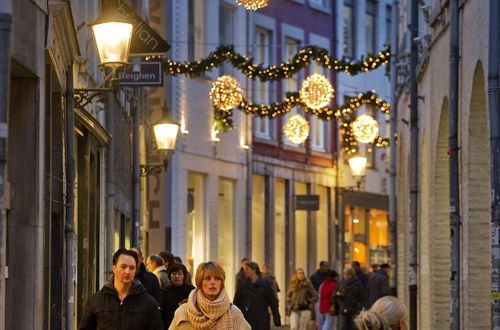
[153,122,179,150]
[91,21,133,66]
[348,155,368,177]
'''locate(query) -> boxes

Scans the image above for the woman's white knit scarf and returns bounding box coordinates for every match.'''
[186,288,234,329]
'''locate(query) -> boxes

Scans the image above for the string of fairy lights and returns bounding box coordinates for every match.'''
[165,45,391,80]
[163,42,392,153]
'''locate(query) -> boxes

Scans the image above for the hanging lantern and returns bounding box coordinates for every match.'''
[352,114,379,143]
[235,0,269,10]
[209,75,243,111]
[283,114,310,144]
[299,73,334,110]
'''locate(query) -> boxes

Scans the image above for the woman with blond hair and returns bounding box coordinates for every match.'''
[286,268,318,330]
[354,296,408,330]
[168,261,250,330]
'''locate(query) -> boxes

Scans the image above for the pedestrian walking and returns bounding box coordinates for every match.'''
[335,266,362,330]
[160,263,195,328]
[148,254,170,289]
[286,268,318,330]
[173,255,193,285]
[79,248,163,330]
[317,270,338,330]
[309,261,330,291]
[262,263,280,295]
[160,250,175,270]
[352,261,368,307]
[235,257,249,293]
[131,247,163,305]
[168,261,250,329]
[367,263,391,308]
[234,261,281,330]
[355,296,408,330]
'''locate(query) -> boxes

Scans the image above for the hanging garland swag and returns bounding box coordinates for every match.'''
[165,45,390,80]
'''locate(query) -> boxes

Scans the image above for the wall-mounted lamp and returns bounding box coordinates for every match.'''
[348,155,367,190]
[74,9,133,109]
[140,114,180,176]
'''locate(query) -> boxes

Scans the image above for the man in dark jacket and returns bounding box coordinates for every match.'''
[234,261,281,330]
[310,260,330,291]
[235,257,249,293]
[367,263,391,307]
[79,248,163,329]
[352,261,368,307]
[131,247,163,305]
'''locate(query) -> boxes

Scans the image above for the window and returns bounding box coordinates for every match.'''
[252,175,266,265]
[284,38,303,145]
[219,4,234,75]
[343,0,355,58]
[365,0,377,54]
[254,28,273,139]
[188,0,204,61]
[386,5,392,46]
[309,63,329,150]
[309,0,329,8]
[295,182,308,271]
[217,178,235,298]
[187,173,206,276]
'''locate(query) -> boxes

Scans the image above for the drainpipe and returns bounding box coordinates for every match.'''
[449,0,461,329]
[488,0,500,328]
[65,66,76,330]
[0,3,11,328]
[132,88,140,247]
[105,90,116,279]
[389,0,399,296]
[409,0,419,329]
[245,8,252,258]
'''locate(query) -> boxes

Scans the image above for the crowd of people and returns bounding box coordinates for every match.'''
[78,248,407,330]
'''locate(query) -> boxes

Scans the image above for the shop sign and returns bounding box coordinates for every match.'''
[295,195,320,211]
[118,61,164,86]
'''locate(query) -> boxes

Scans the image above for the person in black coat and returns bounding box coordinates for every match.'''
[160,263,195,328]
[367,263,391,308]
[131,247,163,305]
[234,261,281,330]
[79,249,163,330]
[335,266,362,330]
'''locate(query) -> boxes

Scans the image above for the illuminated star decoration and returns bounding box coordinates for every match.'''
[235,0,269,10]
[283,114,310,144]
[209,75,243,111]
[352,114,379,143]
[299,73,334,111]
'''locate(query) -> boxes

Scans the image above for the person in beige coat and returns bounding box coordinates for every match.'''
[169,261,251,330]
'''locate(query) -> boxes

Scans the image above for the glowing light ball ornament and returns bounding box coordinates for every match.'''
[209,75,243,111]
[283,114,310,144]
[299,73,334,110]
[352,114,379,143]
[235,0,269,10]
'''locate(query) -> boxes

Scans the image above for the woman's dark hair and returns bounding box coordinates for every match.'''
[167,263,189,282]
[327,270,338,278]
[246,261,261,276]
[113,248,138,266]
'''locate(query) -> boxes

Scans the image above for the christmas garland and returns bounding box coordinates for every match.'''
[213,91,390,150]
[165,45,390,81]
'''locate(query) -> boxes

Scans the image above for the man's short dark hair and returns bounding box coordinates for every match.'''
[241,257,249,263]
[159,251,175,265]
[380,263,391,269]
[352,261,360,267]
[167,263,189,282]
[174,256,183,264]
[113,248,138,266]
[319,261,329,267]
[247,261,261,276]
[149,254,163,267]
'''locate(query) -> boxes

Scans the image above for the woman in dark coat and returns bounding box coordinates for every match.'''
[161,263,195,328]
[334,266,362,330]
[233,261,281,330]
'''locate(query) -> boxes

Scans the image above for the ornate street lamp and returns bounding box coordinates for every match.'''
[348,155,367,189]
[74,10,133,109]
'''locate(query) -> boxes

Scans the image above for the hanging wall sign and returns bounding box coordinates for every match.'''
[114,0,171,56]
[118,61,164,86]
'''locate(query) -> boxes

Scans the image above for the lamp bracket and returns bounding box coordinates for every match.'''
[140,159,169,177]
[74,88,111,110]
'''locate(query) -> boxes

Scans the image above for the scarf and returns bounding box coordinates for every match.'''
[185,288,234,330]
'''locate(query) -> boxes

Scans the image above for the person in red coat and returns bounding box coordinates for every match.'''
[317,270,339,330]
